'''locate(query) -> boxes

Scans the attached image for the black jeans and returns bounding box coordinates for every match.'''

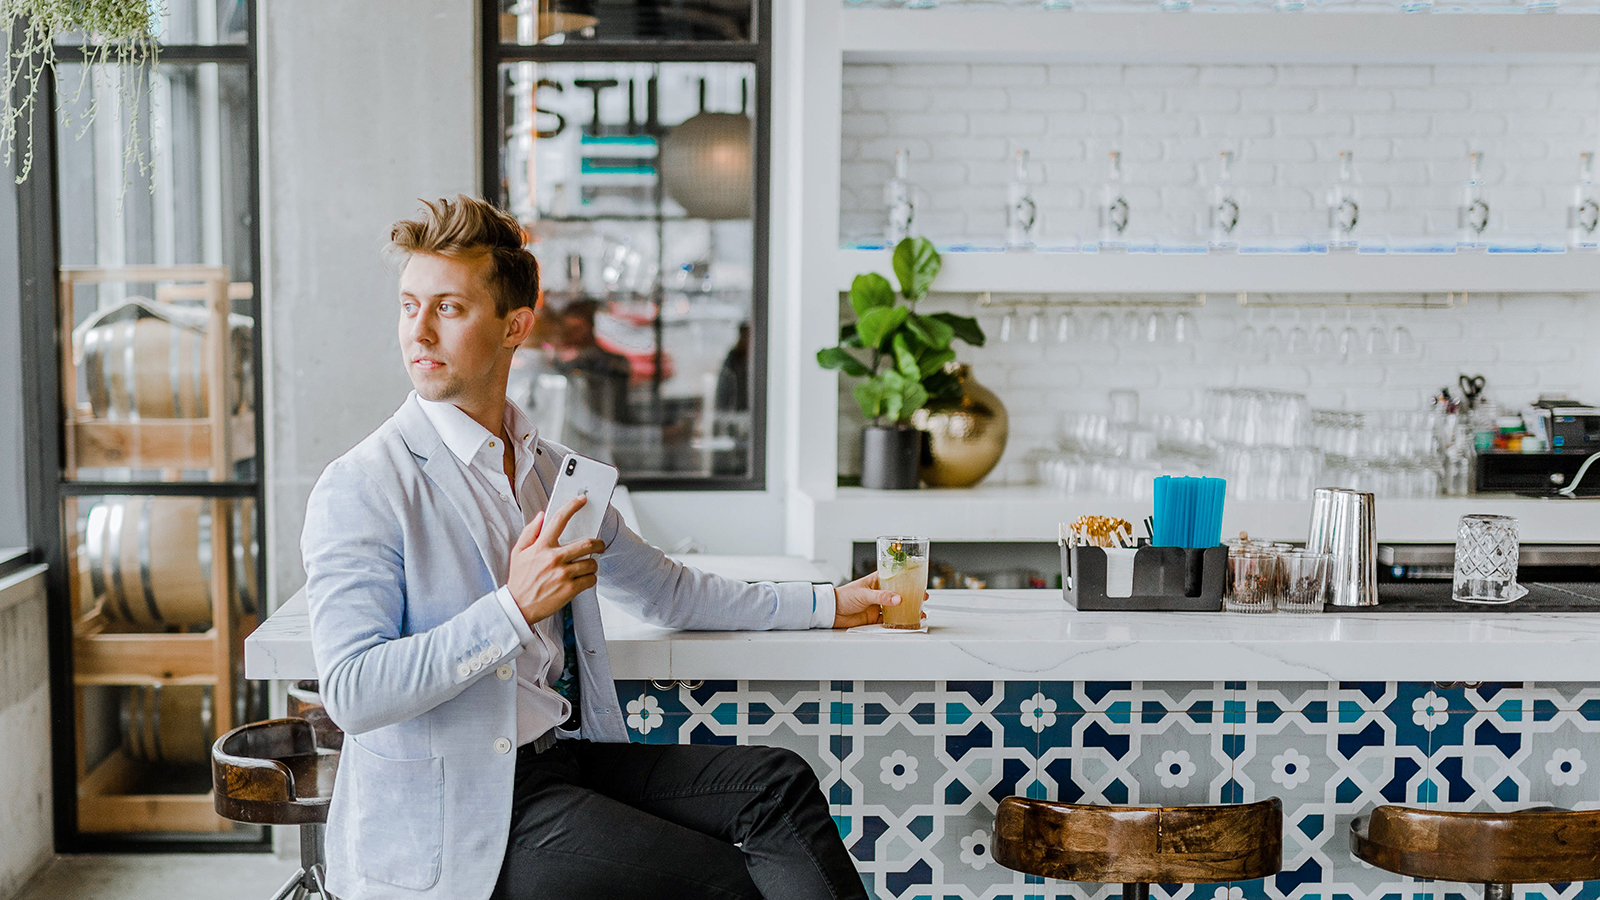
[489,739,868,900]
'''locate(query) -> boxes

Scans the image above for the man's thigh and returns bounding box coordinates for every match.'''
[568,740,823,843]
[493,747,762,900]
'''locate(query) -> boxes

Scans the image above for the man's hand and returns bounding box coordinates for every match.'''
[506,495,607,626]
[832,571,918,628]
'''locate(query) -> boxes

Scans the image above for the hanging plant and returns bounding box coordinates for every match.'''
[2,0,163,186]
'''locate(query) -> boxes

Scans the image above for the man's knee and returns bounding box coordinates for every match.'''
[745,745,821,793]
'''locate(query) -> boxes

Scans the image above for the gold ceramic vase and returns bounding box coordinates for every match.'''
[912,364,1008,488]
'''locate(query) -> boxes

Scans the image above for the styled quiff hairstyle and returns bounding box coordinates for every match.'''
[388,195,540,318]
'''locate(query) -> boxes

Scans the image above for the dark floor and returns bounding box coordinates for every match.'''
[14,853,300,900]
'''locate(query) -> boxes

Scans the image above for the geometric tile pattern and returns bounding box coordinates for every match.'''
[617,680,1600,900]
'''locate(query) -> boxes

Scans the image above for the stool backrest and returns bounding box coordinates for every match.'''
[211,717,337,826]
[995,797,1283,884]
[1353,805,1600,884]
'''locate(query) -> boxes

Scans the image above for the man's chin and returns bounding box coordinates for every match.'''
[408,373,460,403]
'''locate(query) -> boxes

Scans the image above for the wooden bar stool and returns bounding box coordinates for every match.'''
[1351,805,1600,900]
[212,717,340,900]
[994,797,1284,900]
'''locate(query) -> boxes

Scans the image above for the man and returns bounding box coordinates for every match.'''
[302,194,899,900]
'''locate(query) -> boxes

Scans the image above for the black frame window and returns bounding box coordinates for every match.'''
[482,0,771,491]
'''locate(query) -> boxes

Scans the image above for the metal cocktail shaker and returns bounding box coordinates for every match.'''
[1306,487,1378,607]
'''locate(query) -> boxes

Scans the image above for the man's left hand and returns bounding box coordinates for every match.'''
[832,571,917,628]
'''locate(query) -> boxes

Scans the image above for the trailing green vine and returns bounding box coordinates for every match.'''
[2,0,163,188]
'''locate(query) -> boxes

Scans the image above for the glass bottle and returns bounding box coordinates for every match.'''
[1327,150,1360,252]
[1569,152,1599,252]
[886,148,916,245]
[1209,150,1240,251]
[1098,150,1129,252]
[1458,151,1490,251]
[1006,149,1037,251]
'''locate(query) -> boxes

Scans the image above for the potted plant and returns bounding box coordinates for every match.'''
[817,237,985,489]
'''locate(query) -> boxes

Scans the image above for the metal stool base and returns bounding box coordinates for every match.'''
[267,823,335,900]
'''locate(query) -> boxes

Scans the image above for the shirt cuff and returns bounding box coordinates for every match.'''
[494,585,537,647]
[810,584,837,629]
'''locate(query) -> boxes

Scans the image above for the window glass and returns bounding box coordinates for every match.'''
[497,0,755,45]
[501,60,759,482]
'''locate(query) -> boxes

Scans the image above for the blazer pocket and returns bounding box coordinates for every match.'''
[346,737,445,890]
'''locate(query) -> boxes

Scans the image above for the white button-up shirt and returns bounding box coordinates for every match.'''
[419,396,839,746]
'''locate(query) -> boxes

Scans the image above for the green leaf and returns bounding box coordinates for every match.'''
[839,323,863,348]
[918,347,956,379]
[929,312,986,347]
[816,346,870,377]
[906,313,954,350]
[857,305,909,349]
[892,236,941,302]
[875,369,929,425]
[849,272,895,319]
[891,333,922,380]
[854,379,885,420]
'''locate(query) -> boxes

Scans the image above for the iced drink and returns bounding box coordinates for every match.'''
[877,536,929,629]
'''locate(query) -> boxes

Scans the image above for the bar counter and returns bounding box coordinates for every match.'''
[248,588,1600,683]
[247,590,1600,900]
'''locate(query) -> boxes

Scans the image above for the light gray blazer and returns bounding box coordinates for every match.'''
[302,393,816,900]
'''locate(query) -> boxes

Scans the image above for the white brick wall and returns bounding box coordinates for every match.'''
[835,62,1600,485]
[840,62,1600,242]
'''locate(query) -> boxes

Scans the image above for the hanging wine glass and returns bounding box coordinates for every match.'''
[1393,323,1417,357]
[999,309,1017,343]
[1120,310,1143,344]
[1056,310,1078,343]
[1173,310,1198,344]
[1026,308,1044,343]
[1312,311,1338,360]
[1089,310,1115,343]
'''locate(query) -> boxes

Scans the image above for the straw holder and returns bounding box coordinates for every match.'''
[1061,545,1229,611]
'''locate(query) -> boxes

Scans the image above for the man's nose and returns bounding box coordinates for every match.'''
[408,307,438,343]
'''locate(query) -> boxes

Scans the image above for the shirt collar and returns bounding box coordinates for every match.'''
[415,395,538,467]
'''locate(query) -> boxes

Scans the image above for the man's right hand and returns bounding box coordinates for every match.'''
[506,495,607,626]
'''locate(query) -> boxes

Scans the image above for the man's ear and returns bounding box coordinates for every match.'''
[506,305,536,348]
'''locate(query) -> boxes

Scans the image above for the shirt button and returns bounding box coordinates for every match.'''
[493,738,511,754]
[456,664,471,678]
[497,664,513,680]
[500,493,510,502]
[489,440,497,448]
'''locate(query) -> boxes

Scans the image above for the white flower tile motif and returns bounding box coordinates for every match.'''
[613,680,1600,900]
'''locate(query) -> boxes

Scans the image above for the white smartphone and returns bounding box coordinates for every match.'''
[545,453,620,545]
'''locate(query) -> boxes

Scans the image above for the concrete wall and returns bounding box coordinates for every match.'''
[260,0,479,606]
[261,0,795,607]
[0,153,27,549]
[0,566,53,900]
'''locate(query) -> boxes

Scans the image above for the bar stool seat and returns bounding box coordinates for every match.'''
[1351,805,1600,900]
[994,797,1283,900]
[212,717,339,900]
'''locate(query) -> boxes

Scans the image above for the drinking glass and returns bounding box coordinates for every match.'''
[1173,310,1197,344]
[1089,311,1115,343]
[1225,551,1280,613]
[1278,550,1330,613]
[1452,515,1527,604]
[877,536,931,627]
[1056,310,1078,343]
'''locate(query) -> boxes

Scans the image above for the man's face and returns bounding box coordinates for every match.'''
[398,252,522,406]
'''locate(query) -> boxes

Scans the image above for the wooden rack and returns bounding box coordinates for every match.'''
[60,264,256,834]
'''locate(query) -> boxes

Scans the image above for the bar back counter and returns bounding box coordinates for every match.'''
[250,587,1600,900]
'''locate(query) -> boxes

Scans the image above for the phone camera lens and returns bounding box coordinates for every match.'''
[566,460,576,475]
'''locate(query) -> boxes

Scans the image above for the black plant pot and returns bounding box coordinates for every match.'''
[861,425,925,490]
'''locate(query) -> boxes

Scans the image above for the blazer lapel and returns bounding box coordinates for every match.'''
[393,393,499,582]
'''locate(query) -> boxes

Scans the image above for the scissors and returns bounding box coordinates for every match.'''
[1458,374,1486,410]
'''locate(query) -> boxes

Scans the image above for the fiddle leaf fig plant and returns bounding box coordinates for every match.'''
[816,237,986,426]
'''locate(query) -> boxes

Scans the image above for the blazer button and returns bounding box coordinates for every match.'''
[497,664,513,680]
[457,664,471,678]
[494,738,511,754]
[488,645,502,659]
[470,658,484,672]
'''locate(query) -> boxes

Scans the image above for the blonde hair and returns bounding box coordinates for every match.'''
[388,195,540,317]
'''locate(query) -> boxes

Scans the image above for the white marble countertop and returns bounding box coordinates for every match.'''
[247,588,1600,684]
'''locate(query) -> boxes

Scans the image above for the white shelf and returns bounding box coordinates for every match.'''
[800,485,1600,576]
[837,247,1600,294]
[839,9,1600,64]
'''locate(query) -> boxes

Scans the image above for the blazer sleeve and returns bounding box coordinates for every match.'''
[302,459,526,736]
[592,506,815,632]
